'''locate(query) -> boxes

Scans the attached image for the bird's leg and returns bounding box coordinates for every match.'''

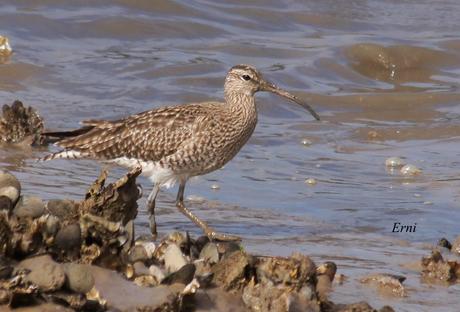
[175,180,241,242]
[147,185,160,239]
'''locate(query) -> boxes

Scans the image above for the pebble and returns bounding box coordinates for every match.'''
[0,196,13,212]
[304,178,317,186]
[400,164,421,176]
[385,157,405,168]
[210,184,220,190]
[133,261,150,277]
[13,196,45,218]
[199,243,219,264]
[47,199,77,219]
[64,263,95,294]
[161,263,196,285]
[164,243,187,273]
[0,36,12,57]
[0,171,21,203]
[135,241,156,259]
[17,254,66,292]
[149,264,166,283]
[301,138,312,146]
[128,245,149,263]
[54,223,81,251]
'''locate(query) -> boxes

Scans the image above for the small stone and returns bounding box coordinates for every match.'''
[17,254,66,292]
[164,244,187,273]
[360,273,406,297]
[133,261,150,277]
[385,157,405,168]
[217,241,241,257]
[161,263,196,285]
[211,184,220,190]
[128,245,149,263]
[13,196,45,218]
[400,164,421,176]
[304,178,317,186]
[438,238,452,250]
[64,263,95,294]
[0,36,12,57]
[301,138,312,146]
[212,251,252,291]
[0,171,21,203]
[47,199,77,220]
[149,265,166,283]
[0,196,12,212]
[55,223,81,251]
[199,243,219,264]
[135,241,155,259]
[451,236,460,255]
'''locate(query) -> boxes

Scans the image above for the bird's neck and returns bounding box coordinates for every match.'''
[225,90,257,119]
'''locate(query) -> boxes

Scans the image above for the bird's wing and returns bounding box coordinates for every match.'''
[53,103,218,162]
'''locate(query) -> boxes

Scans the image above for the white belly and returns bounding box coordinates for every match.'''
[109,157,183,189]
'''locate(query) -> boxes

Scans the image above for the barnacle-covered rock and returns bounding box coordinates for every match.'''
[0,100,45,145]
[79,167,141,225]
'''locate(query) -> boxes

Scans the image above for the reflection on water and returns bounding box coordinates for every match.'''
[1,0,460,309]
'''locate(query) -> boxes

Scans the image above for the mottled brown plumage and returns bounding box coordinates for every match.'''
[42,64,320,241]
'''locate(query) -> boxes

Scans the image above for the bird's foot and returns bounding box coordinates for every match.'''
[206,230,241,242]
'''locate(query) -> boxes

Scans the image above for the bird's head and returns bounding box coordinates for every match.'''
[225,64,320,120]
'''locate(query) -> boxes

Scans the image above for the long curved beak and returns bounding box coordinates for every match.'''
[260,81,320,121]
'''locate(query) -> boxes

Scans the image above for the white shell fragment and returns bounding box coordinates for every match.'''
[305,178,317,186]
[385,157,405,168]
[400,164,421,176]
[301,138,312,146]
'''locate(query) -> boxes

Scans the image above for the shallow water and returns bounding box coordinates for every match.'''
[1,0,460,310]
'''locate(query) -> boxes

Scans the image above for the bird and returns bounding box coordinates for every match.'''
[41,64,320,241]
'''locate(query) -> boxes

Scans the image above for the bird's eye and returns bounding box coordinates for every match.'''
[242,75,251,81]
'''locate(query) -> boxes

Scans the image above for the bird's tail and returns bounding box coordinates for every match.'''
[39,149,88,162]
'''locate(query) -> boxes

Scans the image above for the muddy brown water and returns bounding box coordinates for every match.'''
[1,1,460,310]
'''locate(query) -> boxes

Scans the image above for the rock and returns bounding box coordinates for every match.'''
[385,157,405,168]
[360,273,406,297]
[89,265,182,311]
[63,263,95,294]
[194,288,248,312]
[217,241,241,257]
[438,237,452,250]
[164,243,187,273]
[46,199,78,220]
[195,235,210,252]
[0,36,12,57]
[199,243,219,264]
[0,212,11,255]
[451,235,460,255]
[0,100,45,145]
[256,253,316,288]
[133,261,150,277]
[316,262,337,301]
[43,215,60,237]
[212,250,252,291]
[400,164,421,176]
[1,303,75,311]
[17,254,66,292]
[0,257,13,279]
[421,250,456,283]
[0,171,21,204]
[149,264,166,284]
[334,301,376,312]
[13,196,45,218]
[162,263,196,285]
[128,245,149,263]
[54,223,81,251]
[79,168,141,225]
[0,195,13,212]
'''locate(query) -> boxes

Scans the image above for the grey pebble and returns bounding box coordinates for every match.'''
[13,196,45,218]
[55,223,81,251]
[0,171,21,204]
[17,254,66,292]
[64,263,95,293]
